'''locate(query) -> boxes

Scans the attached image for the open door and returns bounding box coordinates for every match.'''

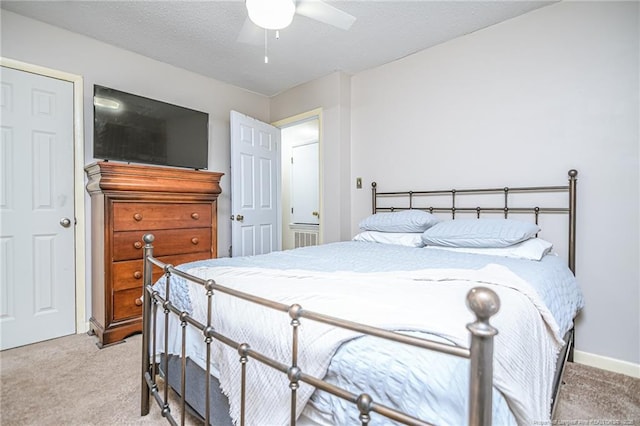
[230,110,281,257]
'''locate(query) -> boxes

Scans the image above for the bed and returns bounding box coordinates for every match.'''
[140,170,583,426]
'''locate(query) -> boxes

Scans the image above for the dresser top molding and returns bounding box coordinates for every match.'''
[85,161,224,195]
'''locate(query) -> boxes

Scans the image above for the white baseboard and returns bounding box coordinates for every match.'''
[574,350,640,378]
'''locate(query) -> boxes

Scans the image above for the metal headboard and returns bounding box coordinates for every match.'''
[371,170,578,273]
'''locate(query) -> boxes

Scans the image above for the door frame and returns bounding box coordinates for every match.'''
[272,108,323,245]
[1,57,86,334]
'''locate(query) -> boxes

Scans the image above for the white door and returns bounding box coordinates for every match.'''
[0,66,76,350]
[230,110,281,257]
[291,142,319,225]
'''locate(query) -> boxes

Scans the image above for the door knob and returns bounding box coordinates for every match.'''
[60,217,71,228]
[236,214,244,221]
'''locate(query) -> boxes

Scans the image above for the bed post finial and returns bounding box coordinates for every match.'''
[466,287,499,426]
[467,287,500,320]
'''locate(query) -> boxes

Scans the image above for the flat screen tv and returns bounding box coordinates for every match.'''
[93,85,209,170]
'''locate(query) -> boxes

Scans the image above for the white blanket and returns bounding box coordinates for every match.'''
[185,264,563,426]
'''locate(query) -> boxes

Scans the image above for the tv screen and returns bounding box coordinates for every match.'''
[93,85,209,170]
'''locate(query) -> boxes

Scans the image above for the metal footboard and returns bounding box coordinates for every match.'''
[140,234,500,426]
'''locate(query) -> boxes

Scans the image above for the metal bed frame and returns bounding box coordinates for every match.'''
[371,170,578,274]
[140,169,578,426]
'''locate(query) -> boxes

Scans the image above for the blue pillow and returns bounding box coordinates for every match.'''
[421,218,540,248]
[359,210,439,233]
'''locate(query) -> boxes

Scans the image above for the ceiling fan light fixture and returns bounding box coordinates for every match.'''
[246,0,295,30]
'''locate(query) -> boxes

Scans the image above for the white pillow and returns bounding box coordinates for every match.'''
[421,218,540,248]
[353,231,425,248]
[359,210,439,233]
[424,238,553,261]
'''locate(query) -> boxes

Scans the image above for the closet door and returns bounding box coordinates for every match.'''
[0,66,76,350]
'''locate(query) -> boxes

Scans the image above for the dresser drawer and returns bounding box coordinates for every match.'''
[113,228,212,261]
[113,202,212,232]
[113,288,143,321]
[112,252,213,291]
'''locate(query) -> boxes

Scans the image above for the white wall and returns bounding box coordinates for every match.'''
[350,1,639,364]
[1,11,270,320]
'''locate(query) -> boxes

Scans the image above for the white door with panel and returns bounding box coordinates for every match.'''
[0,66,76,350]
[291,141,319,225]
[230,110,281,257]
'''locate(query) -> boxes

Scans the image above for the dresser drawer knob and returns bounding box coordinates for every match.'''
[134,297,143,306]
[133,271,142,279]
[191,212,200,220]
[191,237,199,245]
[133,213,143,221]
[134,241,143,249]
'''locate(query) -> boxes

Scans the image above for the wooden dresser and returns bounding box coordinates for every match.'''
[85,161,223,347]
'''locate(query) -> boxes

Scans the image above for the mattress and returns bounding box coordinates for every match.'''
[151,241,584,425]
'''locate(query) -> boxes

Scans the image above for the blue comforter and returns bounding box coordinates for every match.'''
[158,241,582,337]
[152,241,584,425]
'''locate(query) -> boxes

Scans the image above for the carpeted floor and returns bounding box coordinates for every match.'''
[554,360,640,423]
[1,332,638,425]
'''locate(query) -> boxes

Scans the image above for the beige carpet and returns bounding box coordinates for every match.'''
[1,332,638,425]
[554,360,640,423]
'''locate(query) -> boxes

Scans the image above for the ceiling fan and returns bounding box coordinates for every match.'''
[238,0,356,46]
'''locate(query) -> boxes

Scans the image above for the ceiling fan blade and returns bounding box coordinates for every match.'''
[295,0,356,30]
[236,17,264,45]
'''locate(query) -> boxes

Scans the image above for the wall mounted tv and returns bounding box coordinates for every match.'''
[93,85,209,170]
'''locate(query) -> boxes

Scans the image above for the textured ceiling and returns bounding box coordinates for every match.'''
[1,1,555,97]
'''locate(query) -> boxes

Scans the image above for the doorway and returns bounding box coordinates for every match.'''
[275,111,321,250]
